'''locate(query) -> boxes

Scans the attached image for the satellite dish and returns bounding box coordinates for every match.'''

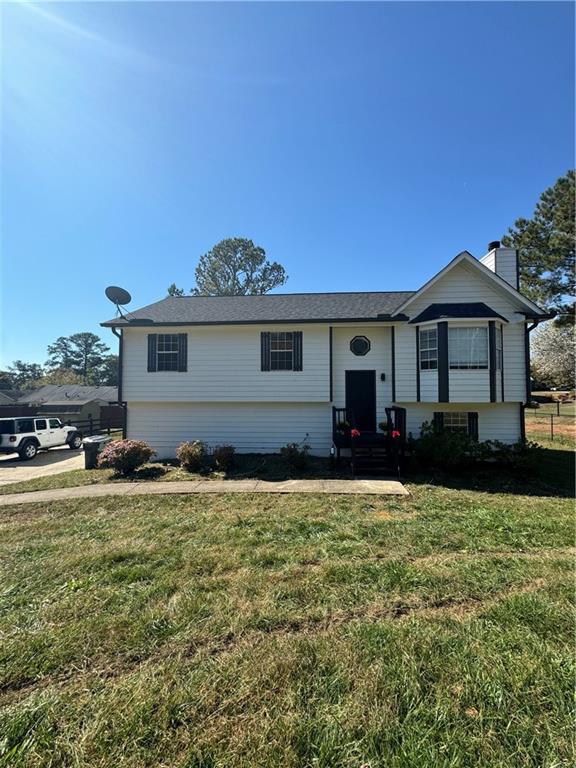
[105,286,132,306]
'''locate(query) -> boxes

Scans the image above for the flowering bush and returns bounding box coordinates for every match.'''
[97,440,156,476]
[391,430,401,439]
[176,441,207,471]
[280,442,310,469]
[351,428,361,438]
[213,444,235,470]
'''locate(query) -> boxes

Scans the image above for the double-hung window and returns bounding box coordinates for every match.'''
[157,334,180,371]
[448,327,488,369]
[495,325,503,370]
[270,332,294,371]
[147,333,187,372]
[419,328,438,370]
[261,331,303,371]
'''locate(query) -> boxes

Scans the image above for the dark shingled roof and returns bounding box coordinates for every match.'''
[408,302,508,324]
[102,292,416,327]
[17,385,118,405]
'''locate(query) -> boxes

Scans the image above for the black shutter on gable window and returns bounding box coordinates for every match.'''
[293,331,303,371]
[433,412,444,432]
[468,412,479,441]
[178,333,188,372]
[261,332,271,371]
[147,334,157,372]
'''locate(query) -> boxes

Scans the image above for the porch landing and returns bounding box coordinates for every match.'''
[0,478,409,506]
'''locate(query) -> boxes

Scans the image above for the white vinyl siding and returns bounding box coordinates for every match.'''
[127,402,332,458]
[332,326,392,422]
[394,325,417,402]
[123,324,329,403]
[502,323,526,402]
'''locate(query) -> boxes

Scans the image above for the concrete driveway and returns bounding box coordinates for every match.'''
[0,446,84,486]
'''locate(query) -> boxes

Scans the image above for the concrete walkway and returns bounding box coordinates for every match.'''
[0,478,408,506]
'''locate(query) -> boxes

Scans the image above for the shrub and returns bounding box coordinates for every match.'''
[97,440,156,476]
[213,444,235,470]
[411,422,543,472]
[176,441,207,471]
[411,421,481,469]
[280,442,310,470]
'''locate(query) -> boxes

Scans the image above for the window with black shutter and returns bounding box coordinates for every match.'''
[261,331,303,371]
[433,411,479,438]
[147,333,187,372]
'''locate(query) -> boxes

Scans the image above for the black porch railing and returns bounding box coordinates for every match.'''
[331,405,407,477]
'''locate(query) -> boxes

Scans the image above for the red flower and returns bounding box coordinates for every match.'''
[391,430,401,439]
[351,428,361,438]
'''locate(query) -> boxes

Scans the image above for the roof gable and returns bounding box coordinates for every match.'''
[396,251,546,317]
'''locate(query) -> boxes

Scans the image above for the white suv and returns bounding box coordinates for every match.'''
[0,417,83,460]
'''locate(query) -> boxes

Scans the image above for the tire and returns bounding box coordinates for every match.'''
[19,441,38,461]
[68,434,83,450]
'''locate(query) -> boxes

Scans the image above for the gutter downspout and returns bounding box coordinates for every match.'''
[522,313,554,442]
[111,327,126,439]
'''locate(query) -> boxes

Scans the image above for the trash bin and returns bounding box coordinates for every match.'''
[83,435,112,469]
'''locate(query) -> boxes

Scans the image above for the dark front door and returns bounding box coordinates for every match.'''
[345,370,376,432]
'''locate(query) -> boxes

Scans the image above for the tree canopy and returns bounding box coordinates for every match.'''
[46,333,112,384]
[167,238,288,297]
[502,170,575,312]
[532,322,575,390]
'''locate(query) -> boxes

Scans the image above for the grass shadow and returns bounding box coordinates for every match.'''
[407,443,574,498]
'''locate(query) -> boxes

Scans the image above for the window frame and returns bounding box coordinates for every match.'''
[442,412,469,433]
[419,327,438,371]
[495,325,503,371]
[269,331,294,371]
[448,326,489,370]
[156,333,180,372]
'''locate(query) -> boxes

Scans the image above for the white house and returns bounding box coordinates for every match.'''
[102,242,550,460]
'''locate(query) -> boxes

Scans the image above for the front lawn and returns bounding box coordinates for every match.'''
[0,485,573,767]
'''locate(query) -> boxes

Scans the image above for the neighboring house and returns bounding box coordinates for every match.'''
[0,390,24,406]
[101,242,550,459]
[14,385,119,424]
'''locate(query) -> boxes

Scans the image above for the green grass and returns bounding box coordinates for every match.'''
[0,482,573,767]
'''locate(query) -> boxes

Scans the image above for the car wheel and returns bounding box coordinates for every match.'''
[69,434,82,450]
[19,442,38,461]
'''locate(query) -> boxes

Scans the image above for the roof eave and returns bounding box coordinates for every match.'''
[101,315,412,328]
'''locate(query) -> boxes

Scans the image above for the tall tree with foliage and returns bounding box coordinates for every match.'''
[167,283,186,297]
[502,170,575,312]
[33,369,85,387]
[532,322,575,389]
[66,332,111,384]
[7,361,45,389]
[46,336,77,370]
[171,238,286,296]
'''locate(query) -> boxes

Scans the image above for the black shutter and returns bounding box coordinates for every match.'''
[437,322,449,402]
[468,412,479,441]
[261,332,271,371]
[147,334,157,372]
[293,331,303,371]
[178,333,188,372]
[433,412,444,432]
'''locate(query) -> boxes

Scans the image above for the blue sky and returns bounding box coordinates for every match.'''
[1,1,574,368]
